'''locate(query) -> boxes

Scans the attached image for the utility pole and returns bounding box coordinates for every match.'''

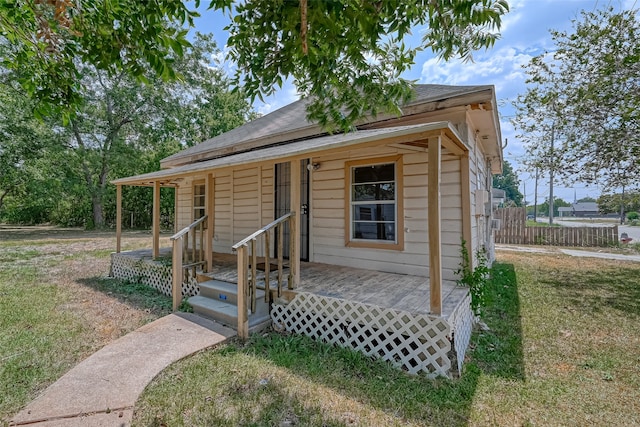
[534,167,539,222]
[549,124,555,225]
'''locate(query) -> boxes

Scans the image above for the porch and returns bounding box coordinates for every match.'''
[112,249,468,317]
[111,249,474,377]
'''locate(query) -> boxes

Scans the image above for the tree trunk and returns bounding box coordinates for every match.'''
[91,192,104,228]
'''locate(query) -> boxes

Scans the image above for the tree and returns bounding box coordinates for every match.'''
[0,83,63,216]
[577,197,596,203]
[219,0,509,131]
[62,33,253,228]
[492,160,523,206]
[598,192,640,215]
[514,7,640,192]
[0,0,198,120]
[537,197,570,218]
[2,0,509,131]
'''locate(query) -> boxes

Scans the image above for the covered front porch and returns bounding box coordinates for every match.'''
[112,249,467,317]
[111,248,474,377]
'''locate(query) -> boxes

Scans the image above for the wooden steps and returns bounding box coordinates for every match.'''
[188,279,271,332]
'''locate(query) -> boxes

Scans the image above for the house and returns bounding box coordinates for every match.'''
[572,202,599,217]
[110,84,503,377]
[558,207,573,218]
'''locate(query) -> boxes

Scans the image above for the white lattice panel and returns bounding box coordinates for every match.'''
[110,253,199,297]
[447,293,474,374]
[272,293,452,377]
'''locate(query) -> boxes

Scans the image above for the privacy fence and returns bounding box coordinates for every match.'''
[494,207,619,247]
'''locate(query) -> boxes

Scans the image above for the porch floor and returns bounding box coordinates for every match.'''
[119,249,468,318]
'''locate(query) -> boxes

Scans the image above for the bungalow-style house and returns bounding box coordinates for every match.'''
[558,207,573,218]
[110,84,503,377]
[572,202,599,217]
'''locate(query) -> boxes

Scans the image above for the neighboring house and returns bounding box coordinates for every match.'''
[558,207,573,218]
[110,84,503,377]
[572,202,599,217]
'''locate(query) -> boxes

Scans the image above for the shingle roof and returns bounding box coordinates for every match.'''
[113,122,462,186]
[161,84,493,167]
[572,202,599,212]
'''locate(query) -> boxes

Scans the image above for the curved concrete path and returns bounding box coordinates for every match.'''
[10,313,235,427]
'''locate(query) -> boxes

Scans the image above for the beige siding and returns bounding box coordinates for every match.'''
[311,144,463,278]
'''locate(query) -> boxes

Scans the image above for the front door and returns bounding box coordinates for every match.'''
[274,159,310,261]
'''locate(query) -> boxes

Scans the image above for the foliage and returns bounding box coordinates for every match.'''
[492,160,523,206]
[0,0,199,121]
[537,197,571,218]
[577,197,596,203]
[220,0,509,132]
[0,83,66,219]
[2,0,509,132]
[598,191,640,215]
[513,7,640,192]
[627,212,639,221]
[0,33,253,228]
[456,240,490,316]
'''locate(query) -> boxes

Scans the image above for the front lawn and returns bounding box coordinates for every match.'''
[133,251,640,426]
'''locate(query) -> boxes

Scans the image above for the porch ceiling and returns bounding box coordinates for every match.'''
[112,122,465,187]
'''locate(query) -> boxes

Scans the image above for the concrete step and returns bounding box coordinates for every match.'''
[198,279,266,305]
[188,295,271,331]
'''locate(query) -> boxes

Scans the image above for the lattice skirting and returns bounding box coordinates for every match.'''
[110,253,199,297]
[271,293,452,377]
[447,293,475,374]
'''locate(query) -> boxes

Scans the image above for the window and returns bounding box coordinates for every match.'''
[345,156,403,250]
[193,182,205,221]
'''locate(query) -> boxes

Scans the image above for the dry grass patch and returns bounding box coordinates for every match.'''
[134,250,640,426]
[0,228,172,422]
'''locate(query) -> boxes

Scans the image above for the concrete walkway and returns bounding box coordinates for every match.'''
[10,313,235,427]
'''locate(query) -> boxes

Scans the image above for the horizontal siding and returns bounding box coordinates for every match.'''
[311,144,465,278]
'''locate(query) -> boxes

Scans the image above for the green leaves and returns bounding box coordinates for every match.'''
[514,7,640,192]
[0,0,199,119]
[222,0,509,132]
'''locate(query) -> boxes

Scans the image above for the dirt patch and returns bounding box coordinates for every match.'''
[0,228,170,353]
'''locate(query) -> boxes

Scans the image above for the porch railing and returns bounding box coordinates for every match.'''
[232,212,296,339]
[170,215,207,310]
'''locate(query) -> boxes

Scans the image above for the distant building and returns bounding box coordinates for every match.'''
[572,202,599,217]
[558,207,573,218]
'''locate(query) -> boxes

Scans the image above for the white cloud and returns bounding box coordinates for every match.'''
[419,47,532,100]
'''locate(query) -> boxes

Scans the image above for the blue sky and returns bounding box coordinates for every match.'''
[193,0,636,205]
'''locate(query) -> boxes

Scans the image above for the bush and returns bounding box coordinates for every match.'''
[626,211,639,221]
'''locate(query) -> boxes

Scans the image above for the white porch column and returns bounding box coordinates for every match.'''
[460,153,473,265]
[428,136,442,315]
[205,173,215,272]
[152,180,160,259]
[116,184,122,253]
[290,159,301,287]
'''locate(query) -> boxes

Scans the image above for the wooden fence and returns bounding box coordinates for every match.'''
[494,207,619,247]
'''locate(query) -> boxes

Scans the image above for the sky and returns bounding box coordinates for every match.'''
[192,0,637,205]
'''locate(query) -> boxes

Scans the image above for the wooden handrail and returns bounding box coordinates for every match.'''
[232,212,293,250]
[232,212,296,339]
[170,215,208,241]
[171,215,208,311]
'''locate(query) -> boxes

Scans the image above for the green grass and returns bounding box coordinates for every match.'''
[134,252,640,426]
[82,277,174,314]
[0,249,89,419]
[0,233,174,423]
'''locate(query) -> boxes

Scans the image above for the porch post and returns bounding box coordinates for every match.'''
[460,153,473,265]
[116,184,122,253]
[428,136,442,315]
[205,173,215,272]
[152,180,160,259]
[290,159,301,287]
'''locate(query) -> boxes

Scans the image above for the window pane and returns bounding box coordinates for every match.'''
[353,222,395,241]
[353,204,395,221]
[352,183,395,201]
[353,163,394,183]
